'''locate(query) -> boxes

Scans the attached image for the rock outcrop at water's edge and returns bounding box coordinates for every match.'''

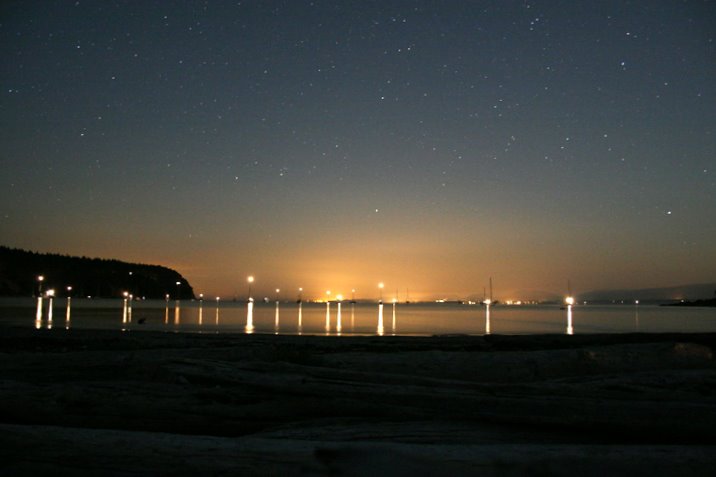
[0,329,715,475]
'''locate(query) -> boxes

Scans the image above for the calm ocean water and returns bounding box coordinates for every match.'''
[1,297,715,335]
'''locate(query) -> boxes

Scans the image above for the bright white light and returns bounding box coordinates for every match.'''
[565,296,575,305]
[46,289,55,297]
[484,299,492,305]
[337,294,343,301]
[38,276,44,282]
[378,282,384,289]
[247,276,254,283]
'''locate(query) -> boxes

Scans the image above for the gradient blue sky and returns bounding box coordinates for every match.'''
[1,1,714,300]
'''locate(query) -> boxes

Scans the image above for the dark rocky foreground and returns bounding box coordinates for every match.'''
[1,328,715,475]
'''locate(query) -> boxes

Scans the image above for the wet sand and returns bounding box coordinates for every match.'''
[1,328,715,475]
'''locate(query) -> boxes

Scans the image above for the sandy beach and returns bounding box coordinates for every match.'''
[1,328,715,475]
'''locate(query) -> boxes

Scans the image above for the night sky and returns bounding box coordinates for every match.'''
[1,1,714,301]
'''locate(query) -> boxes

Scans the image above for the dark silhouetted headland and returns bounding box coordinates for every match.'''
[579,283,716,304]
[662,297,716,307]
[0,246,194,299]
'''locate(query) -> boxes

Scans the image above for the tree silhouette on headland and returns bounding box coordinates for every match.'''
[0,246,195,299]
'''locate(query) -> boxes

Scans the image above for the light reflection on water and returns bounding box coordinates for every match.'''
[1,298,715,336]
[65,297,71,330]
[377,303,384,336]
[245,300,254,334]
[274,302,280,334]
[47,297,54,329]
[35,297,42,329]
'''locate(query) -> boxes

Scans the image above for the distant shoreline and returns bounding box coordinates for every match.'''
[661,298,716,307]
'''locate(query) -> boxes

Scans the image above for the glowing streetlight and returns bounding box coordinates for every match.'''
[175,281,181,301]
[275,288,280,302]
[37,275,45,296]
[378,282,384,304]
[247,275,254,302]
[298,287,303,303]
[565,296,575,306]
